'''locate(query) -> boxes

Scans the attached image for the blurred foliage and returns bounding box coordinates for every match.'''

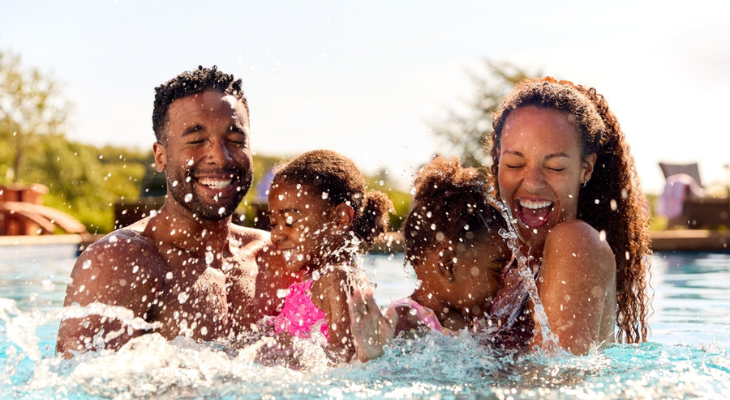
[644,193,668,231]
[430,60,538,168]
[0,49,413,234]
[0,50,149,233]
[367,168,410,232]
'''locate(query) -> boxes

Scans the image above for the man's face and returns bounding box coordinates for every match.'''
[153,90,253,221]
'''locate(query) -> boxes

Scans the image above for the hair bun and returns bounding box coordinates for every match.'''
[354,191,394,244]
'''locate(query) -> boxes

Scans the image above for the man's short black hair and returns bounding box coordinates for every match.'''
[152,65,248,143]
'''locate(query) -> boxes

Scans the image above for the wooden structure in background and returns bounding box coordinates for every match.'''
[0,184,87,235]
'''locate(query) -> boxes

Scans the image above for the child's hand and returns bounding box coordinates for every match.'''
[347,286,396,362]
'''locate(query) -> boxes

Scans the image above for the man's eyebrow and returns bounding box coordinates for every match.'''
[228,125,246,134]
[181,123,205,137]
[502,149,524,157]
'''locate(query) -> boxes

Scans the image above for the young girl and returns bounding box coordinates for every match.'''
[348,156,510,361]
[267,149,393,363]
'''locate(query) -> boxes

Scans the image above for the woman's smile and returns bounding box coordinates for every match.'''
[498,105,595,251]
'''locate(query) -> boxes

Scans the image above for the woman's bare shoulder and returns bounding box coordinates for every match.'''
[545,220,613,260]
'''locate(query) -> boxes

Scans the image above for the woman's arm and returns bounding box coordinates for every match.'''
[530,220,616,355]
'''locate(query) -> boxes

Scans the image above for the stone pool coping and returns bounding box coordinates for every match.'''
[0,230,728,254]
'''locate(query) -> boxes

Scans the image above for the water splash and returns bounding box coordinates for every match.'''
[486,186,560,352]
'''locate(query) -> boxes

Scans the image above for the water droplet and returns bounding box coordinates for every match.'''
[410,188,416,195]
[165,272,173,280]
[283,251,291,261]
[379,180,384,186]
[205,251,214,265]
[430,223,436,230]
[218,207,226,215]
[610,199,618,211]
[172,180,179,187]
[109,236,118,244]
[132,265,139,273]
[82,260,92,269]
[187,159,194,166]
[200,326,208,335]
[286,216,293,225]
[321,192,329,200]
[186,176,191,182]
[178,292,189,304]
[426,211,432,218]
[184,193,193,202]
[278,194,284,201]
[599,230,606,241]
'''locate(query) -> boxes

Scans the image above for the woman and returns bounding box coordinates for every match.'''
[488,77,651,354]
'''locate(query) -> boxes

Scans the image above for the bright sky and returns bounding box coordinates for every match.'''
[1,0,729,194]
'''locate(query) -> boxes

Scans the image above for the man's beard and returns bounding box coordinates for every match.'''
[167,166,252,221]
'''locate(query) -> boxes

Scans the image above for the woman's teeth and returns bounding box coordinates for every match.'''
[520,200,552,209]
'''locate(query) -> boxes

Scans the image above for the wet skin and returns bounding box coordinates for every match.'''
[497,106,616,355]
[56,91,295,357]
[268,181,357,362]
[349,229,510,362]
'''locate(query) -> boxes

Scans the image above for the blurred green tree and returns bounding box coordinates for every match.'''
[0,51,71,183]
[0,50,149,233]
[430,60,538,167]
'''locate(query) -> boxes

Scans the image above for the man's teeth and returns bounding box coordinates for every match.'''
[198,178,233,189]
[521,200,553,209]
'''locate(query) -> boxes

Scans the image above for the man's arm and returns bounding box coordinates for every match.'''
[56,231,165,357]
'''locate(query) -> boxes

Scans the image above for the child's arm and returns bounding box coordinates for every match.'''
[348,286,395,362]
[311,267,356,363]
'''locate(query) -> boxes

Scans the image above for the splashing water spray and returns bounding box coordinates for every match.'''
[486,186,560,353]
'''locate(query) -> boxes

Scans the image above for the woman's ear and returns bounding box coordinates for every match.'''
[582,152,597,183]
[437,247,458,284]
[334,203,355,227]
[153,142,167,172]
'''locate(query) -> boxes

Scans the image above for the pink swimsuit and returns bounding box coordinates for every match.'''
[272,279,329,340]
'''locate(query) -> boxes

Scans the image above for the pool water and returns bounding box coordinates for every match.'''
[1,249,729,399]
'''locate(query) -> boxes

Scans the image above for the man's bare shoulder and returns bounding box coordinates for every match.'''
[68,223,168,306]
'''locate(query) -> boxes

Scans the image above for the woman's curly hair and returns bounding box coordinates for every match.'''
[404,156,506,267]
[488,78,652,343]
[273,150,393,246]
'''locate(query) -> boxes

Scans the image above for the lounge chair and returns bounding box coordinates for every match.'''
[658,162,730,229]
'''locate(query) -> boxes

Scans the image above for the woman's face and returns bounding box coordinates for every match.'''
[268,181,334,274]
[497,106,595,251]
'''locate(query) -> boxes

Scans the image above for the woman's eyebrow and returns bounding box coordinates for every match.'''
[545,153,571,160]
[502,149,524,157]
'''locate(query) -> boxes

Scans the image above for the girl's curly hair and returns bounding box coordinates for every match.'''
[488,78,652,343]
[404,156,506,266]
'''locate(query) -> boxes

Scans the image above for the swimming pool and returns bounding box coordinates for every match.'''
[1,249,729,399]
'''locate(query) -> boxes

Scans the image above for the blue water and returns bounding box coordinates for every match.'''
[1,248,729,399]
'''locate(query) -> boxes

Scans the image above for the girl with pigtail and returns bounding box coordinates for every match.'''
[267,150,393,363]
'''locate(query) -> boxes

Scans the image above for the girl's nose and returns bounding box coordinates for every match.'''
[270,226,286,245]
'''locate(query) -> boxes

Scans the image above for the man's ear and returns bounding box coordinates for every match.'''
[153,142,167,172]
[582,152,597,183]
[334,203,355,227]
[436,246,457,284]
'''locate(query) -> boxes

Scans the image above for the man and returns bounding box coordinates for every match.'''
[56,66,295,357]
